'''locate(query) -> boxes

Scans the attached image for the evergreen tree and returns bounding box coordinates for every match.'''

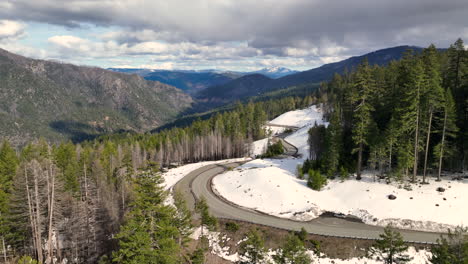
[371,226,412,264]
[430,227,468,264]
[350,59,375,179]
[445,38,467,170]
[323,106,343,176]
[195,196,218,234]
[273,234,311,264]
[238,229,267,264]
[112,164,181,264]
[435,89,459,181]
[420,44,445,183]
[397,53,425,182]
[0,140,18,263]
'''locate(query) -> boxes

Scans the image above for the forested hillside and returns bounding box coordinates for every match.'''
[305,39,467,181]
[0,95,314,263]
[195,46,424,110]
[0,49,192,145]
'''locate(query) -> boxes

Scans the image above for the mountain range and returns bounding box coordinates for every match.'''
[0,45,429,143]
[0,48,192,145]
[194,46,424,109]
[108,67,298,94]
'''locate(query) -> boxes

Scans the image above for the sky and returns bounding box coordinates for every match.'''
[0,0,467,72]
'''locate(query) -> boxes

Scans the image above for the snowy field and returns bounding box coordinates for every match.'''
[213,105,468,232]
[190,226,432,263]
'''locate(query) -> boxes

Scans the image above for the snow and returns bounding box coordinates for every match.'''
[213,105,468,232]
[250,138,269,157]
[190,226,240,262]
[264,125,286,136]
[269,105,327,129]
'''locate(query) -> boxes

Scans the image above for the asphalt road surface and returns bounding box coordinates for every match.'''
[173,161,443,243]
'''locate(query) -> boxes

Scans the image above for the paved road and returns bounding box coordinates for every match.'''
[265,123,299,130]
[173,161,443,243]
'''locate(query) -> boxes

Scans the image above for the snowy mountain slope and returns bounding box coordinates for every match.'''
[249,66,299,78]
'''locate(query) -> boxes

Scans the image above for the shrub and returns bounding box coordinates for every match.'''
[225,222,240,232]
[307,169,327,191]
[296,164,304,179]
[339,166,348,181]
[262,141,284,158]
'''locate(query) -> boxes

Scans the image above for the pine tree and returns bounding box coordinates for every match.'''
[397,53,425,182]
[323,106,343,176]
[350,59,375,179]
[430,227,468,264]
[435,89,458,181]
[112,164,181,264]
[0,140,18,262]
[195,196,217,235]
[371,226,412,264]
[420,44,445,183]
[445,38,467,170]
[273,234,311,264]
[238,229,267,264]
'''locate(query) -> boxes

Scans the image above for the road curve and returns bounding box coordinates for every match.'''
[173,161,443,243]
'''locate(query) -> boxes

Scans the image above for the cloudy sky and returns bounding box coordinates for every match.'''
[0,0,467,71]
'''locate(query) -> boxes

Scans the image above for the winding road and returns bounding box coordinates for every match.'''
[173,161,443,243]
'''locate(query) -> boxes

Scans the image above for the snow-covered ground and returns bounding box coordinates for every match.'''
[190,226,432,264]
[250,138,269,157]
[213,105,468,232]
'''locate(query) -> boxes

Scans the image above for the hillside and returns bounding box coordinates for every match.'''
[0,48,192,145]
[195,46,423,108]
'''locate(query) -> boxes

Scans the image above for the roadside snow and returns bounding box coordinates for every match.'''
[191,226,240,262]
[213,105,468,232]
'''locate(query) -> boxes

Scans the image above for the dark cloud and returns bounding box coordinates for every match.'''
[1,0,467,67]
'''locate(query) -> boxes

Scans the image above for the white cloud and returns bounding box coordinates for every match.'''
[0,20,26,40]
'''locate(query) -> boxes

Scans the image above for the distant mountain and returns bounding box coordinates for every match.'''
[195,46,424,108]
[108,68,242,94]
[0,49,192,145]
[249,67,299,78]
[108,67,297,94]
